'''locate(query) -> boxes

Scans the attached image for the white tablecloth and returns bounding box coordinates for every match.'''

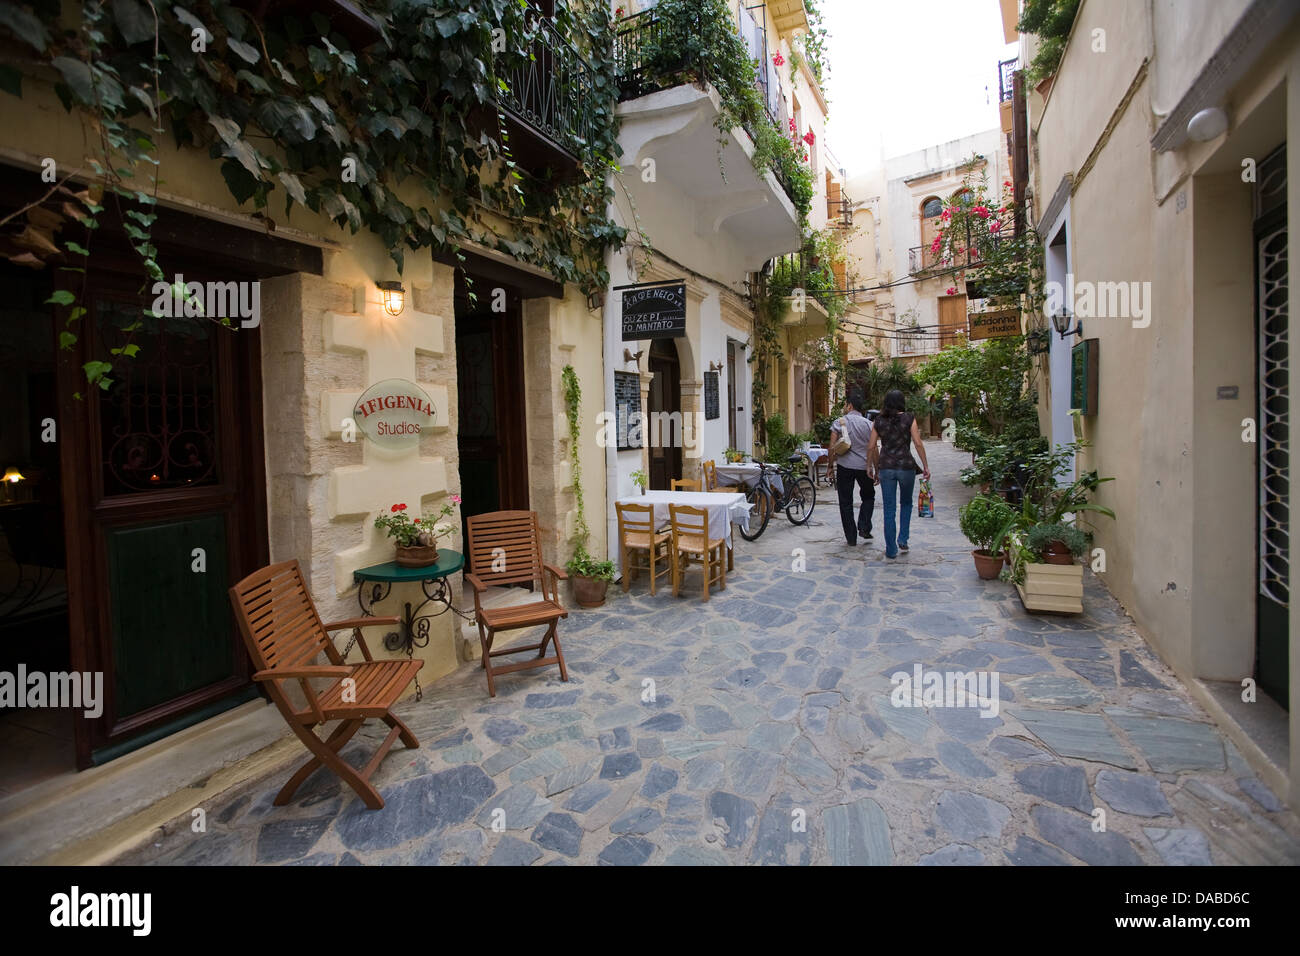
[618,491,749,547]
[715,463,784,496]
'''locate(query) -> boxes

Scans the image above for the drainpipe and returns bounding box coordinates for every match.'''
[603,243,622,579]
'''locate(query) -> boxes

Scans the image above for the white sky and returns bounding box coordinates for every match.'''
[821,0,1017,174]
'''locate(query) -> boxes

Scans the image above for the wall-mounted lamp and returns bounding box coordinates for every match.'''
[623,348,644,364]
[1187,106,1228,143]
[377,280,406,316]
[2,467,24,502]
[708,360,723,373]
[1051,309,1083,340]
[1026,328,1052,356]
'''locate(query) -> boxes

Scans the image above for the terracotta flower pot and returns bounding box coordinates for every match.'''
[571,574,609,608]
[972,549,1005,580]
[395,544,439,568]
[1040,541,1075,565]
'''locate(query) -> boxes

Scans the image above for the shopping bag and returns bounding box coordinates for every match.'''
[917,478,934,518]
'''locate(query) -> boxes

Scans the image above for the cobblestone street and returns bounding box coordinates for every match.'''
[123,441,1300,866]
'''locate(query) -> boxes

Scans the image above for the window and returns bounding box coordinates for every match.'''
[954,187,974,208]
[921,197,943,218]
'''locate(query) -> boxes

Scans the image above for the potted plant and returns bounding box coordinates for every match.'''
[374,496,460,567]
[567,545,615,608]
[631,469,648,494]
[958,493,1016,580]
[1026,522,1088,565]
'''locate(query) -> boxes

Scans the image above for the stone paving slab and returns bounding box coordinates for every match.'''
[117,440,1300,867]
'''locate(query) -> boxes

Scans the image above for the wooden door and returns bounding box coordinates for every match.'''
[455,280,529,534]
[647,339,681,490]
[58,270,268,767]
[938,294,967,349]
[726,341,738,450]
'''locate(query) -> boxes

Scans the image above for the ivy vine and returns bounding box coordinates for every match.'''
[1,0,629,386]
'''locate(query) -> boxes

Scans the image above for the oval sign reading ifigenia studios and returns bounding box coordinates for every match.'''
[352,378,436,448]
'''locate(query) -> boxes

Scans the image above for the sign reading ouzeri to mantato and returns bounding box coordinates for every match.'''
[352,378,437,448]
[621,281,686,340]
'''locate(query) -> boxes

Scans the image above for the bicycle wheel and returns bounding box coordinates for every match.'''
[785,475,817,524]
[738,483,773,541]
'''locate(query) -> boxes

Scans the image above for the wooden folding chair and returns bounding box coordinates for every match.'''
[465,510,569,697]
[671,478,701,491]
[617,501,671,595]
[669,503,726,601]
[229,560,422,810]
[702,459,739,493]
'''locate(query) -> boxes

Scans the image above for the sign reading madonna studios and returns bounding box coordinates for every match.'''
[622,281,686,340]
[352,379,437,448]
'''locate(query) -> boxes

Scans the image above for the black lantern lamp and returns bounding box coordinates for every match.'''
[1051,308,1082,340]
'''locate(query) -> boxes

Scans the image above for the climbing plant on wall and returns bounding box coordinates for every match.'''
[0,0,628,385]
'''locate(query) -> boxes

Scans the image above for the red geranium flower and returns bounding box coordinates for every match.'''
[803,131,816,145]
[946,287,957,295]
[789,118,796,132]
[773,52,785,67]
[940,208,951,222]
[414,518,421,523]
[390,504,400,512]
[973,205,990,219]
[989,220,1002,232]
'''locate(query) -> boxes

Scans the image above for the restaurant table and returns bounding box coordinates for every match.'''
[352,550,470,659]
[715,462,784,496]
[617,490,749,572]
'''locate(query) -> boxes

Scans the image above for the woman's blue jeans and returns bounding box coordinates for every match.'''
[878,468,916,557]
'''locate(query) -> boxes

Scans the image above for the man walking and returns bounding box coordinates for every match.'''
[827,388,875,546]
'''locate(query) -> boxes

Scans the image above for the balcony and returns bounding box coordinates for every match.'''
[998,56,1018,135]
[765,247,844,330]
[909,234,1004,277]
[493,15,599,182]
[612,6,802,269]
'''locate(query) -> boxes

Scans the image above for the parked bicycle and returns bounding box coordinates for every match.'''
[738,457,817,541]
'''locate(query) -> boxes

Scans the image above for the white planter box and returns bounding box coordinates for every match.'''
[1017,562,1083,614]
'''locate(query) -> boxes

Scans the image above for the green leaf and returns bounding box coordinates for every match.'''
[63,241,91,256]
[111,0,155,44]
[0,1,49,52]
[59,331,77,350]
[236,69,271,94]
[68,306,87,322]
[128,84,156,118]
[277,170,306,205]
[45,290,76,306]
[50,56,94,104]
[227,37,261,65]
[435,15,461,37]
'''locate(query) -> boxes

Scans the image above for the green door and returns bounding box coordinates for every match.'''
[59,283,267,766]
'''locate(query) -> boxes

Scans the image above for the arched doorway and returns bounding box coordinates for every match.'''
[647,339,681,490]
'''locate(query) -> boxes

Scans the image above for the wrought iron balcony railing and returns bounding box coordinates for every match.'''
[909,234,1004,276]
[765,247,843,310]
[998,56,1018,103]
[826,191,854,228]
[496,15,598,159]
[616,7,785,138]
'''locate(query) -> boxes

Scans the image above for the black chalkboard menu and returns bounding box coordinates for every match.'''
[614,371,642,450]
[704,371,720,420]
[621,282,686,340]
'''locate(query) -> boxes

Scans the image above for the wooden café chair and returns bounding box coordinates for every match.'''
[702,459,739,493]
[669,503,726,601]
[228,560,422,810]
[671,478,701,491]
[465,510,569,697]
[616,501,671,595]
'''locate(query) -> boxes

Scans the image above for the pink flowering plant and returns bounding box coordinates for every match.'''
[931,159,1044,313]
[374,496,461,547]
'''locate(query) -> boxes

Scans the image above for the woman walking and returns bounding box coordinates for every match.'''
[867,389,930,559]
